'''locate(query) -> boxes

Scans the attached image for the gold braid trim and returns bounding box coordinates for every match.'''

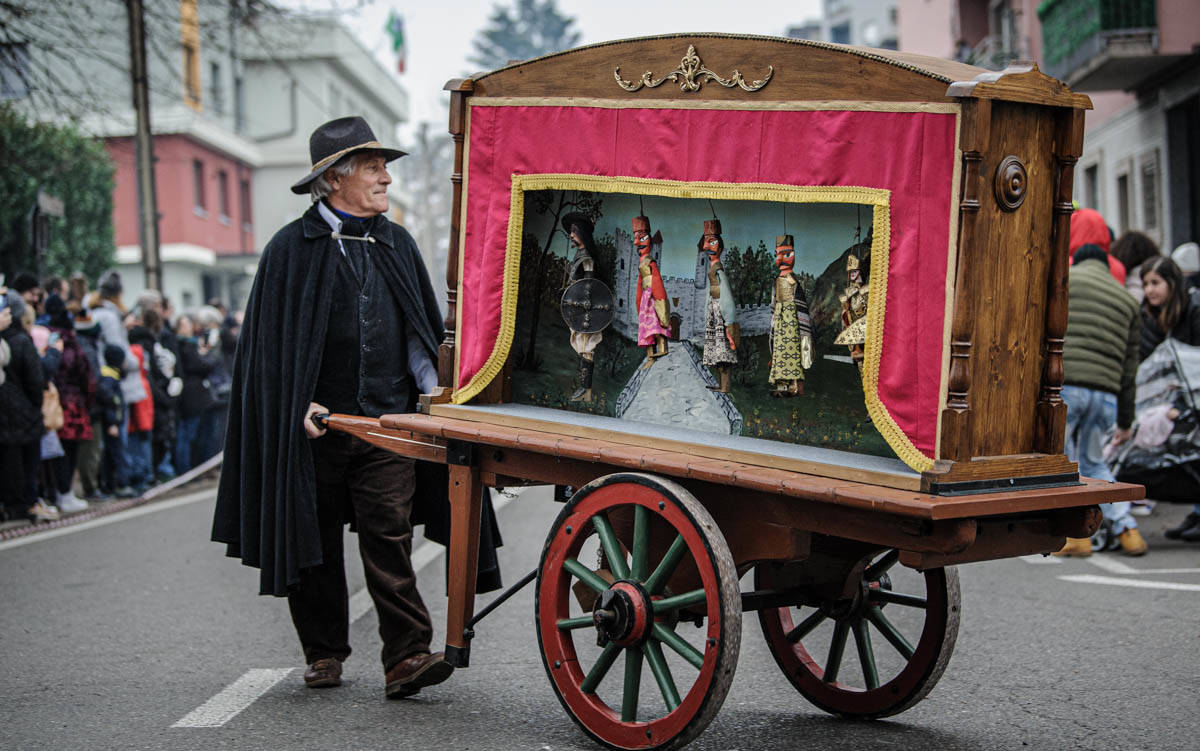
[451,172,937,472]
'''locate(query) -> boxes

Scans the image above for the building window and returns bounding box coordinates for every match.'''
[1084,164,1099,209]
[1140,151,1160,232]
[234,75,245,132]
[193,159,206,215]
[181,0,201,109]
[0,42,31,100]
[239,177,252,231]
[830,22,851,45]
[1116,172,1131,235]
[209,60,224,115]
[217,169,230,222]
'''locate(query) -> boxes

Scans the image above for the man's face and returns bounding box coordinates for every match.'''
[775,244,794,271]
[634,229,651,256]
[703,234,721,258]
[328,154,391,216]
[569,227,585,251]
[21,287,41,308]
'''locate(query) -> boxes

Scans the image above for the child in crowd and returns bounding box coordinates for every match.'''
[98,344,134,498]
[126,338,155,492]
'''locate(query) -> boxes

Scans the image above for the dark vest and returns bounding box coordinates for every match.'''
[312,228,411,417]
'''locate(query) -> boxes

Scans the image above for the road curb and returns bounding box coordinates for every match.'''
[0,452,224,543]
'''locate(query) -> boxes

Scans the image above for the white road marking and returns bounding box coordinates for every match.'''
[0,489,217,552]
[1019,554,1063,565]
[171,669,295,728]
[1085,555,1139,574]
[1058,574,1200,592]
[175,484,531,728]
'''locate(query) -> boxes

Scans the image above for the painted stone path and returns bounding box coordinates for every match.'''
[616,343,741,434]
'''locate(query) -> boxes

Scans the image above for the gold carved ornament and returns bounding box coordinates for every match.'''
[614,45,773,93]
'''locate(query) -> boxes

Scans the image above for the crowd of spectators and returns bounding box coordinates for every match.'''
[0,269,238,523]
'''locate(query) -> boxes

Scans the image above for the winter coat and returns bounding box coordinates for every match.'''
[129,326,178,436]
[90,299,147,405]
[1069,208,1127,284]
[1062,258,1141,428]
[97,366,125,430]
[211,201,501,597]
[0,326,45,445]
[1140,288,1200,361]
[129,344,155,433]
[178,337,221,418]
[50,326,95,442]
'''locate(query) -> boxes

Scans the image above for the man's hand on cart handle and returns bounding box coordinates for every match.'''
[305,402,329,438]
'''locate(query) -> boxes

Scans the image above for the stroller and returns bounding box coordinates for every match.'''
[1099,339,1200,548]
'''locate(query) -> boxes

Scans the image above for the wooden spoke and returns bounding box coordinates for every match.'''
[642,639,681,711]
[556,615,594,631]
[871,589,928,609]
[785,608,827,644]
[621,648,643,722]
[643,533,687,595]
[590,513,630,580]
[852,618,880,690]
[864,549,900,581]
[630,504,650,581]
[866,605,915,660]
[651,623,705,670]
[563,558,611,594]
[580,642,621,694]
[652,588,707,614]
[823,620,850,683]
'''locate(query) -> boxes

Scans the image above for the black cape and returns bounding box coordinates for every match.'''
[212,202,502,596]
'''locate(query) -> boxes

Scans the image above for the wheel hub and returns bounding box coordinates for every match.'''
[593,580,652,647]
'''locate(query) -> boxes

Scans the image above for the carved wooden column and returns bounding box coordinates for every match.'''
[1034,107,1083,455]
[939,98,991,462]
[438,79,474,389]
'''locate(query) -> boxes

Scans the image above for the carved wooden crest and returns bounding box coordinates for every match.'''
[615,45,773,93]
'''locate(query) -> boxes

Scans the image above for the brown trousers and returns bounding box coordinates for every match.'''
[287,433,432,671]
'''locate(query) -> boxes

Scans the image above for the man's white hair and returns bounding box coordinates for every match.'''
[309,150,386,201]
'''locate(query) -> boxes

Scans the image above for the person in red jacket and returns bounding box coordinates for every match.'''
[126,338,155,492]
[1069,207,1126,284]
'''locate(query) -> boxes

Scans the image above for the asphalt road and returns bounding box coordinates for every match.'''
[1,484,1197,751]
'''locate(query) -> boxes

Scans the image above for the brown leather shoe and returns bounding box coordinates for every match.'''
[303,657,343,688]
[385,651,453,699]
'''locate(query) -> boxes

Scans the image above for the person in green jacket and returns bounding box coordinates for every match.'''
[1056,244,1146,556]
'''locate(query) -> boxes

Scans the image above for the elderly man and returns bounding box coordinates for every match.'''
[212,117,452,697]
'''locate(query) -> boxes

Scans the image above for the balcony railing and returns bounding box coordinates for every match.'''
[1038,0,1157,83]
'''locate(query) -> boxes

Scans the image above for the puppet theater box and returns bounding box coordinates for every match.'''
[427,34,1093,494]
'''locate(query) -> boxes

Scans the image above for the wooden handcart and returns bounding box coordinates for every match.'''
[325,34,1142,751]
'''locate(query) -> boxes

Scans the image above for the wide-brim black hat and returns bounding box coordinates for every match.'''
[561,212,594,237]
[290,116,407,195]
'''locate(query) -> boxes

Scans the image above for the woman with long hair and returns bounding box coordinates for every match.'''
[1139,257,1200,541]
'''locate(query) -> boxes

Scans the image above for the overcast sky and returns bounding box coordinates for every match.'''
[282,0,823,145]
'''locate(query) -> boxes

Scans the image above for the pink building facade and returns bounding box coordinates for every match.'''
[108,134,257,310]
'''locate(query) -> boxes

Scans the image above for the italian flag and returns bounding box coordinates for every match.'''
[387,10,406,74]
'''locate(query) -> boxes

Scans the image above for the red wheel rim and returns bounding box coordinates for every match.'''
[537,478,729,750]
[756,557,955,718]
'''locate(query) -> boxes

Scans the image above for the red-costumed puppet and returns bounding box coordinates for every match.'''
[632,214,671,368]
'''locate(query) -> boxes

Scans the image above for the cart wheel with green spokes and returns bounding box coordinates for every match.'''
[755,550,960,719]
[536,473,740,751]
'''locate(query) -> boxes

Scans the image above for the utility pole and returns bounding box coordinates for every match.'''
[126,0,162,292]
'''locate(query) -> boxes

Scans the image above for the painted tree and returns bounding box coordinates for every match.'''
[519,190,602,370]
[468,0,581,71]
